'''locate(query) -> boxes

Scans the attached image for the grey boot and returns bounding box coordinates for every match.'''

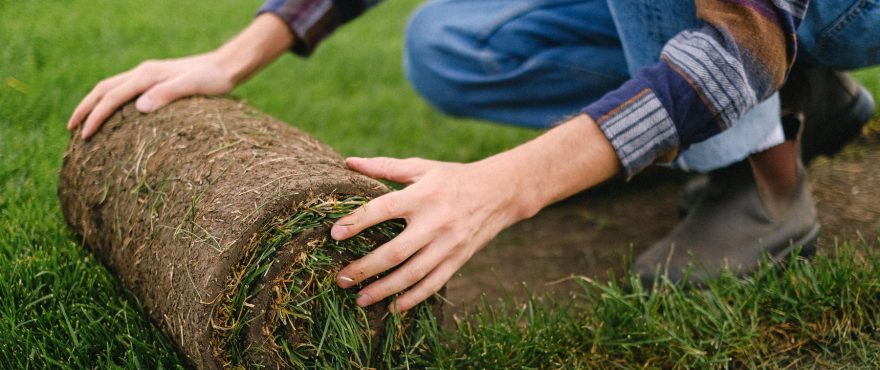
[678,66,875,217]
[633,158,820,287]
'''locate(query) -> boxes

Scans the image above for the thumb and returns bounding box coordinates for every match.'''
[346,157,434,185]
[136,76,190,113]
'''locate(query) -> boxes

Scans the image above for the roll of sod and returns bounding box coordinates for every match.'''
[58,97,438,369]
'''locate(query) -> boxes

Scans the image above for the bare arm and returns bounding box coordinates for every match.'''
[212,14,295,85]
[68,14,294,139]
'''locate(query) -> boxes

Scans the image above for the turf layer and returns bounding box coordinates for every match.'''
[212,196,433,368]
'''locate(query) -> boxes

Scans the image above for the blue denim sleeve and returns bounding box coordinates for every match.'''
[583,0,810,178]
[257,0,383,56]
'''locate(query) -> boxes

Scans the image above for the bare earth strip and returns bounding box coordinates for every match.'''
[446,125,880,315]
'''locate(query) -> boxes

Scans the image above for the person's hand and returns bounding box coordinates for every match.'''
[67,52,237,139]
[331,156,536,313]
[67,13,295,139]
[330,115,623,313]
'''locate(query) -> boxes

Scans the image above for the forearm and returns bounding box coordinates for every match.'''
[212,13,295,85]
[478,114,621,219]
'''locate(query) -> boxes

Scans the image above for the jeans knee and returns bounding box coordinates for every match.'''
[404,2,475,117]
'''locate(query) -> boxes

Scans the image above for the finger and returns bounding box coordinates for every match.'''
[336,226,432,288]
[353,239,449,307]
[136,74,191,113]
[346,157,434,185]
[68,72,130,131]
[81,74,161,139]
[389,257,461,313]
[331,192,408,240]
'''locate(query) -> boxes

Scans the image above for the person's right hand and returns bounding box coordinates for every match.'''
[67,52,237,139]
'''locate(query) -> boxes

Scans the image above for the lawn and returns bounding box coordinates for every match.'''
[2,0,880,368]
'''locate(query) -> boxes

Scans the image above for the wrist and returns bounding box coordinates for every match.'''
[209,47,259,87]
[474,154,544,222]
[211,13,294,86]
[478,115,621,221]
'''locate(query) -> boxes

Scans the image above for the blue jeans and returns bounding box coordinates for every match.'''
[404,0,880,172]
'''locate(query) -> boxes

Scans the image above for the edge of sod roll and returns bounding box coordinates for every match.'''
[212,195,432,367]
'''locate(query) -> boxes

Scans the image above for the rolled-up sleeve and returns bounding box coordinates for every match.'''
[257,0,382,56]
[582,0,809,178]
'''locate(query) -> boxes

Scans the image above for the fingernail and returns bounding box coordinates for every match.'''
[330,225,347,240]
[356,293,373,307]
[136,96,156,112]
[337,275,354,288]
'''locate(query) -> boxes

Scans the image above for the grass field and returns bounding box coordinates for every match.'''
[2,0,880,368]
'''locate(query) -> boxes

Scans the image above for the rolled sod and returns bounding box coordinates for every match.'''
[58,97,439,368]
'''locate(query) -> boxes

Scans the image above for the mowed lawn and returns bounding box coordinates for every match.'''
[2,0,880,368]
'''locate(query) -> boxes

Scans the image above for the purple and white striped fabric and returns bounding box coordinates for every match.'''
[259,0,811,178]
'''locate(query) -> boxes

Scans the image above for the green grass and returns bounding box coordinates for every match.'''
[213,196,429,369]
[415,246,880,368]
[0,1,531,366]
[2,0,880,368]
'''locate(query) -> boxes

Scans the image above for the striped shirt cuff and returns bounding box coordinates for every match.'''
[583,88,680,179]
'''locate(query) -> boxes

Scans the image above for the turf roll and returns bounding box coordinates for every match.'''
[58,97,438,369]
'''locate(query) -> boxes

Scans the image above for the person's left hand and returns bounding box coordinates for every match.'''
[331,156,535,313]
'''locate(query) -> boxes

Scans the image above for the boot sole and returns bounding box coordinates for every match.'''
[770,224,820,263]
[634,225,822,292]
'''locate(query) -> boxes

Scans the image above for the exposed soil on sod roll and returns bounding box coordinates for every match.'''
[58,97,438,368]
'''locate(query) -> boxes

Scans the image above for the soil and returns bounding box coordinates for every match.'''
[445,129,880,316]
